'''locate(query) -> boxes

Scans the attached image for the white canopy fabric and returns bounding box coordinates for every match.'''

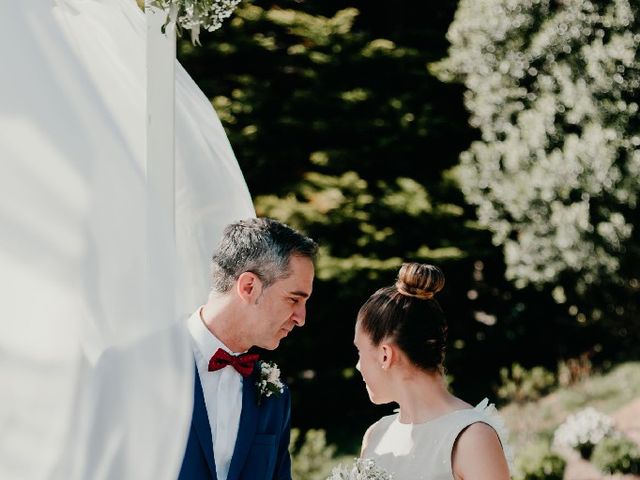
[0,0,254,478]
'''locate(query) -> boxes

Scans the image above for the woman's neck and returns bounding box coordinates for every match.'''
[394,370,470,424]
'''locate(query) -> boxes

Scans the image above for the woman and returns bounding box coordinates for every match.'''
[355,263,511,480]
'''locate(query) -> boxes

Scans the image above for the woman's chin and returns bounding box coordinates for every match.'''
[366,387,389,405]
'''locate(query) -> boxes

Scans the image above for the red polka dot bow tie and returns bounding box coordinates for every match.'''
[208,348,260,378]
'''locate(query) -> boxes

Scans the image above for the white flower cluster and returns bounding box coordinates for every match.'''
[552,407,615,450]
[327,458,393,480]
[149,0,241,44]
[435,0,639,291]
[256,361,284,401]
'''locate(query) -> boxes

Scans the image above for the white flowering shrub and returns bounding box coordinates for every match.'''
[552,407,615,458]
[434,0,640,292]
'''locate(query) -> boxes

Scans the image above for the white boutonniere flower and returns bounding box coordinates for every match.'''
[255,360,284,405]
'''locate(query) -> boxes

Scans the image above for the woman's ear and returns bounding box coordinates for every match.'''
[236,271,262,304]
[379,342,395,370]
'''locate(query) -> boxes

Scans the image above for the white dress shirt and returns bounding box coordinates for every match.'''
[187,308,244,480]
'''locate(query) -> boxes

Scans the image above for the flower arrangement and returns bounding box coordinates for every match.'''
[327,458,393,480]
[256,360,284,405]
[148,0,242,44]
[552,407,615,459]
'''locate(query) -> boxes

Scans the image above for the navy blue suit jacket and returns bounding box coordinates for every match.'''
[178,365,292,480]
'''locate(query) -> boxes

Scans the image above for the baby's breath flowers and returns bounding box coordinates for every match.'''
[148,0,241,44]
[328,458,393,480]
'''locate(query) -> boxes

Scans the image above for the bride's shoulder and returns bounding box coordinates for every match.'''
[469,398,508,434]
[454,398,513,471]
[360,413,398,454]
[453,399,509,440]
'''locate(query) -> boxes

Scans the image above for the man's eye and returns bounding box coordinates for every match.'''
[289,297,299,304]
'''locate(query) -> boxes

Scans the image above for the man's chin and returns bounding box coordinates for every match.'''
[262,338,281,350]
[260,331,289,350]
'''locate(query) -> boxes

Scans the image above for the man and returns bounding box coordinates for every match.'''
[179,217,317,480]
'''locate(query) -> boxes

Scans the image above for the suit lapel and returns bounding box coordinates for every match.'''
[193,367,218,479]
[226,374,259,480]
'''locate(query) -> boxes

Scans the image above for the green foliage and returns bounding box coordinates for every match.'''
[183,1,468,197]
[513,440,566,480]
[435,0,640,339]
[497,363,556,404]
[257,170,468,283]
[591,435,640,475]
[501,362,640,455]
[178,0,599,443]
[179,1,476,271]
[290,428,338,480]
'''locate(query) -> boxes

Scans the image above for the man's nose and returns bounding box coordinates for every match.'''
[355,359,361,372]
[292,304,306,327]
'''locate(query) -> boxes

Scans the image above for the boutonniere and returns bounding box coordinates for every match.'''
[255,360,284,405]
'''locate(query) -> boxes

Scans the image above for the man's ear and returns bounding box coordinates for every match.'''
[236,272,263,304]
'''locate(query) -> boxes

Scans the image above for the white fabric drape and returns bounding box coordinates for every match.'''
[0,0,254,478]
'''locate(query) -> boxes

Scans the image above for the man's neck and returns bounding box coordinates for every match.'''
[200,296,250,353]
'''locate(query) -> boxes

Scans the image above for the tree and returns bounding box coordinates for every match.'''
[178,0,580,446]
[434,0,640,342]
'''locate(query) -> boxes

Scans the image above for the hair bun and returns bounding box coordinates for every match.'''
[395,263,445,300]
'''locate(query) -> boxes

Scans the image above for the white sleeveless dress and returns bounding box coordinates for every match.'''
[361,399,512,480]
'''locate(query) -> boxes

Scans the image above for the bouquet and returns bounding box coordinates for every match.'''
[327,458,393,480]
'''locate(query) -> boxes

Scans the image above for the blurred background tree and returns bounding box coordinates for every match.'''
[178,0,638,456]
[433,0,640,355]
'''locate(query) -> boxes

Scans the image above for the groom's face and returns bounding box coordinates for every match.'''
[250,255,314,350]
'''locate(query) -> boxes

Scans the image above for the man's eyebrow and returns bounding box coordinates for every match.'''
[288,290,310,298]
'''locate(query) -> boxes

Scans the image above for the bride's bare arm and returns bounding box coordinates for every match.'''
[452,422,510,480]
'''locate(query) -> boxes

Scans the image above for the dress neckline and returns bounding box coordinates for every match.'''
[392,397,488,427]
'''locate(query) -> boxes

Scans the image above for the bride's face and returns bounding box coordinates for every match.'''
[354,321,393,405]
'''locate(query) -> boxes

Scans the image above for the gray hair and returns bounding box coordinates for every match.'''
[211,218,317,293]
